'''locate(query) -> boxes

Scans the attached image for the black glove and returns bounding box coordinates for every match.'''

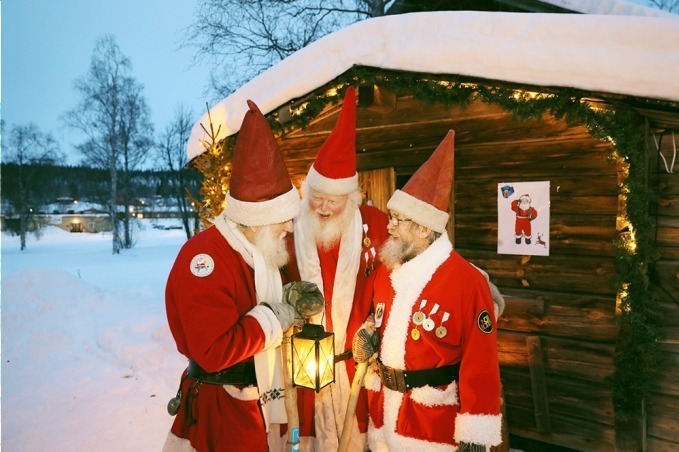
[282,281,324,317]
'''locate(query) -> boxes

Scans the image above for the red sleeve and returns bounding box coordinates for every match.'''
[166,238,267,372]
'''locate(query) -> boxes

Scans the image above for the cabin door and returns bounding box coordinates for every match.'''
[358,168,395,214]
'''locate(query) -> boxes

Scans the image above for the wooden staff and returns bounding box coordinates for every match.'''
[281,328,300,452]
[280,281,325,452]
[338,317,377,452]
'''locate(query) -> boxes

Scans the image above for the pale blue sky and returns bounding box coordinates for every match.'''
[2,0,213,165]
[0,0,665,166]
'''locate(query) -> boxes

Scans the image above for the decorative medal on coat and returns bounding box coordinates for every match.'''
[436,312,450,338]
[363,224,371,248]
[411,299,428,341]
[422,303,440,332]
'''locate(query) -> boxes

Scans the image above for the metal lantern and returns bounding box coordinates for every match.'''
[291,324,335,393]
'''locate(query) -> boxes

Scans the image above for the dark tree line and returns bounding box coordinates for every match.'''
[1,163,202,214]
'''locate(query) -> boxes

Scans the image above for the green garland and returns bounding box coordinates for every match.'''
[193,66,661,430]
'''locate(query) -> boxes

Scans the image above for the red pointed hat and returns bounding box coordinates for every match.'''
[225,100,300,226]
[305,86,358,195]
[386,130,455,233]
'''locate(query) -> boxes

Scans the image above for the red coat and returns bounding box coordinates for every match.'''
[287,205,389,450]
[511,200,538,238]
[164,226,273,452]
[365,235,502,451]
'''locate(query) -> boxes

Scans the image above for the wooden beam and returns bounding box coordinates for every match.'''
[526,335,552,433]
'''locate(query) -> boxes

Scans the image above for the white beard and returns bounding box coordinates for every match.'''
[252,226,289,269]
[301,201,356,251]
[378,236,422,270]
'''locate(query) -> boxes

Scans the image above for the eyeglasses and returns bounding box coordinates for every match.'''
[388,216,412,226]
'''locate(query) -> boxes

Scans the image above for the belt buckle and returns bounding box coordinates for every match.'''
[380,363,407,393]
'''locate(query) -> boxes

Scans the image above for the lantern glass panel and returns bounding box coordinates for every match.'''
[291,324,335,392]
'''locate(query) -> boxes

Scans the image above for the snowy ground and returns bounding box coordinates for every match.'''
[1,220,188,451]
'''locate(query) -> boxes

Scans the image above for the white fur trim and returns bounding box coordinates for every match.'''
[225,186,300,227]
[387,189,449,233]
[246,305,283,350]
[454,412,503,447]
[371,235,457,451]
[223,384,260,401]
[410,381,458,407]
[363,365,382,392]
[162,432,197,452]
[293,207,362,351]
[369,390,457,452]
[306,165,359,196]
[382,234,453,368]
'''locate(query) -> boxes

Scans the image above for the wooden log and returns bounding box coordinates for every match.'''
[455,192,618,216]
[498,332,614,382]
[526,336,552,433]
[501,369,614,423]
[497,292,616,342]
[647,392,679,437]
[461,250,618,296]
[455,174,619,197]
[507,406,615,451]
[656,193,679,216]
[455,214,618,256]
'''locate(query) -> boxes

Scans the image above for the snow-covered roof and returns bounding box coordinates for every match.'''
[187,10,679,160]
[540,0,674,17]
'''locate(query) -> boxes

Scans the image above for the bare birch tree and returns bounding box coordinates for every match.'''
[64,35,153,253]
[2,123,62,250]
[156,105,202,240]
[185,0,395,97]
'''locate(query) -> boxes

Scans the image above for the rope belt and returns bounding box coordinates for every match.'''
[187,360,257,386]
[378,360,460,393]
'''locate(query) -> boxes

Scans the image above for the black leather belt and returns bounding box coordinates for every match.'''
[188,360,257,386]
[335,350,353,363]
[377,360,460,393]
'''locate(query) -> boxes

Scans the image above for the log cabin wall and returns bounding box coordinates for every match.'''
[277,92,622,450]
[646,127,679,451]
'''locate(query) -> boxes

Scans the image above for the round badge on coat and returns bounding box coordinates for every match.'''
[477,310,493,334]
[412,312,425,325]
[435,326,448,338]
[422,318,435,331]
[190,253,215,277]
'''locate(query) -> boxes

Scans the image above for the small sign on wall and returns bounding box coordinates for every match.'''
[497,181,550,256]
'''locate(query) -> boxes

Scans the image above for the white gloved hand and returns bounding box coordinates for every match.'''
[261,302,303,332]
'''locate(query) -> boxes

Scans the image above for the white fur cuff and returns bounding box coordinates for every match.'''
[225,186,300,227]
[387,190,449,233]
[454,412,503,447]
[246,305,283,350]
[306,165,358,195]
[363,365,382,392]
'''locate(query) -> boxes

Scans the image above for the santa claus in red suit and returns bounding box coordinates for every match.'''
[289,86,390,451]
[511,194,538,245]
[356,131,503,451]
[163,100,303,452]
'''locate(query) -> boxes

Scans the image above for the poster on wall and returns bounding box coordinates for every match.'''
[497,181,550,256]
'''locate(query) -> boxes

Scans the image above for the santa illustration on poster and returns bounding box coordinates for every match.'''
[498,181,550,256]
